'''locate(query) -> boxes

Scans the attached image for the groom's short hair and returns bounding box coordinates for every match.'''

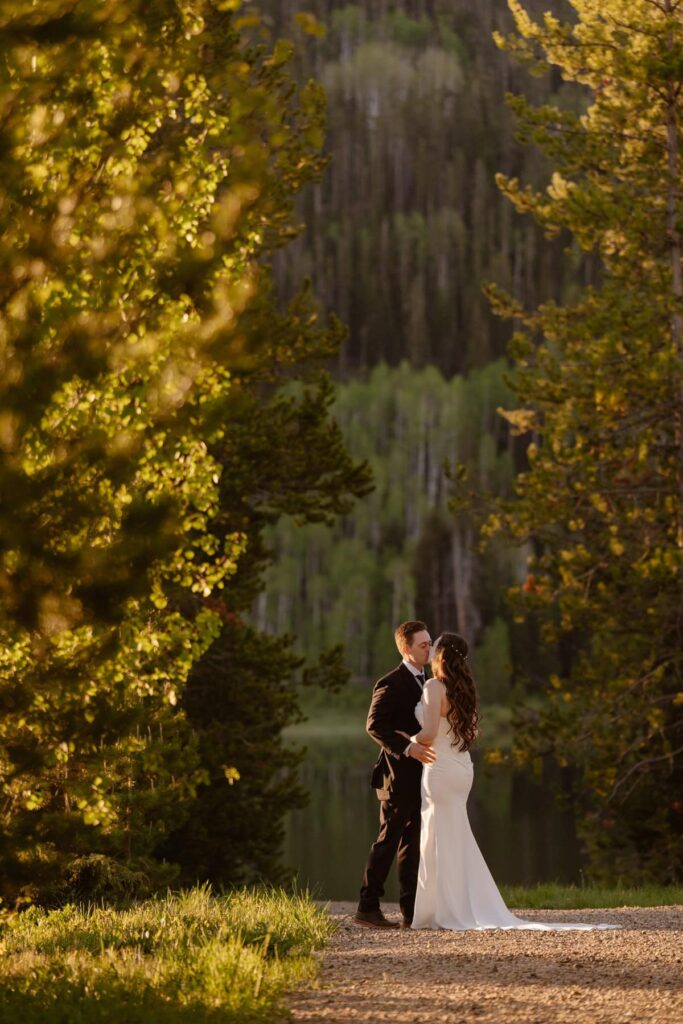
[394,620,428,652]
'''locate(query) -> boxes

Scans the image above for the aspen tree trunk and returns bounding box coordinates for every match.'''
[451,526,473,637]
[391,571,402,627]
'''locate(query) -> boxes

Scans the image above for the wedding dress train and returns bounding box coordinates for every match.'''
[411,703,618,931]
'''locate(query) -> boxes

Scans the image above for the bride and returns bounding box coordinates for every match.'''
[401,632,618,931]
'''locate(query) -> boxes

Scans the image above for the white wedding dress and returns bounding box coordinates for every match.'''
[411,700,618,931]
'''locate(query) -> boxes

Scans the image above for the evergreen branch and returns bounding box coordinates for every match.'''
[607,743,683,803]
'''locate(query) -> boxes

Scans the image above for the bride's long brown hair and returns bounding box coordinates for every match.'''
[431,632,479,751]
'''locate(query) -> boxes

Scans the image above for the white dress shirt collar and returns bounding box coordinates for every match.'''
[402,658,425,679]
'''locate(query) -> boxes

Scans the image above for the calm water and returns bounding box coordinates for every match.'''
[282,726,583,900]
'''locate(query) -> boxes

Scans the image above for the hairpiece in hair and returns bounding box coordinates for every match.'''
[434,634,467,659]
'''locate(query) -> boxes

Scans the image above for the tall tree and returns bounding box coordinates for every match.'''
[485,0,683,881]
[165,361,371,887]
[0,0,363,903]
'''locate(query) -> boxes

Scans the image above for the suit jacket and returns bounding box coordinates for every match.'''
[366,663,423,803]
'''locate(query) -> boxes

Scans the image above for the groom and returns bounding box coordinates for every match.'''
[355,620,435,929]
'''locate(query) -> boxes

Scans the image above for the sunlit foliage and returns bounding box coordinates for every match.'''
[0,0,357,902]
[487,0,683,881]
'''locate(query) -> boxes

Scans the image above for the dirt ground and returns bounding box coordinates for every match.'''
[288,902,683,1024]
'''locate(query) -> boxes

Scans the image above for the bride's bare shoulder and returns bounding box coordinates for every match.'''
[423,675,446,692]
[425,677,446,692]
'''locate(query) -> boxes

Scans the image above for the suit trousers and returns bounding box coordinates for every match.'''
[359,794,421,920]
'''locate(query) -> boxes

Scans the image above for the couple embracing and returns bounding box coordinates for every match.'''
[355,620,618,932]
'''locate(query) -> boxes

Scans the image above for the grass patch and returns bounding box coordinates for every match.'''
[500,882,683,909]
[0,885,333,1023]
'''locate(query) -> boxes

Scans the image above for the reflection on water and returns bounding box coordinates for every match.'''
[282,727,583,901]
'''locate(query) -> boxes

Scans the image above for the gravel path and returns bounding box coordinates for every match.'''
[289,902,683,1024]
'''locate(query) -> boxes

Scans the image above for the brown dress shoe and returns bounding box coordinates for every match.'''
[400,919,413,929]
[353,909,400,929]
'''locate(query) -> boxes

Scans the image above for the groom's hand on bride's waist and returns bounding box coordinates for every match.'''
[394,729,436,764]
[405,741,436,764]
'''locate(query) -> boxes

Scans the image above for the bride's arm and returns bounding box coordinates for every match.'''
[411,679,445,745]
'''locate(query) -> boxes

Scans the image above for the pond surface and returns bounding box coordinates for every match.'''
[282,725,584,901]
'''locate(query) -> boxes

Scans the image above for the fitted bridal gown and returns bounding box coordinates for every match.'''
[411,701,618,931]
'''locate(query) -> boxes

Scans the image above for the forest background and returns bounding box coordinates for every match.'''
[259,0,573,688]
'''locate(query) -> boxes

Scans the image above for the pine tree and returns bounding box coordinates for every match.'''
[163,361,371,887]
[486,0,683,880]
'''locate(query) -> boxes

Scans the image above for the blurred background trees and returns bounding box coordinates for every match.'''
[266,0,589,374]
[255,0,576,714]
[256,360,521,698]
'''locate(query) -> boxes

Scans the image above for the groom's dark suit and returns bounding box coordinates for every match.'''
[359,663,424,922]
